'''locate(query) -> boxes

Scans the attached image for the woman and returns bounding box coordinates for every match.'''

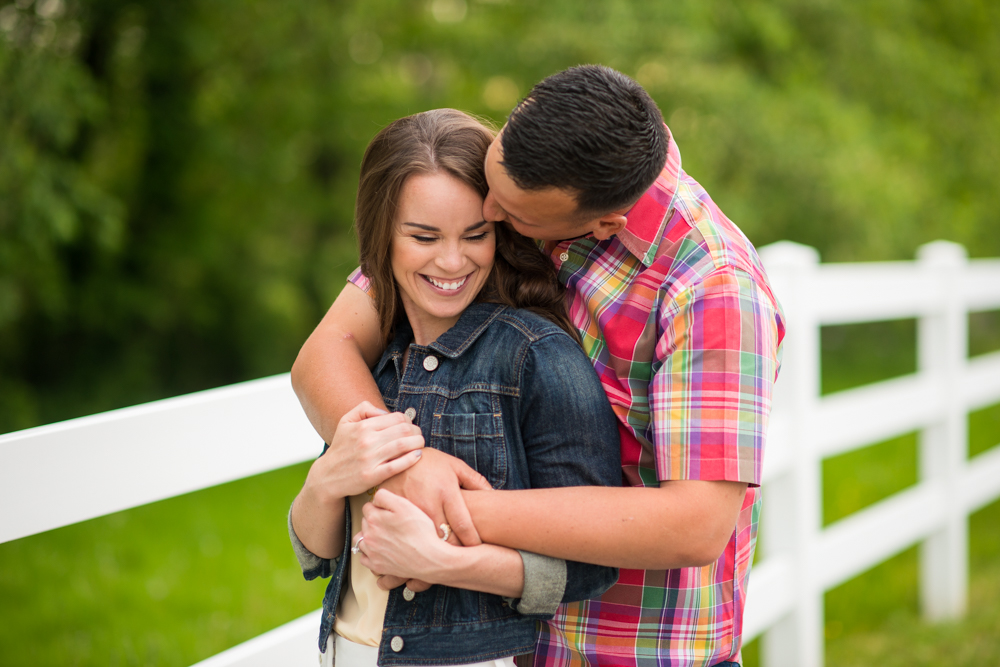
[289,109,621,667]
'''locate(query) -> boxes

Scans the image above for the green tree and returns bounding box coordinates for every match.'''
[2,0,999,432]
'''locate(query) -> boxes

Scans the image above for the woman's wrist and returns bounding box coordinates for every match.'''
[427,544,524,599]
[299,478,346,516]
[291,483,348,560]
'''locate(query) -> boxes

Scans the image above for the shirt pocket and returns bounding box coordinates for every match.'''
[430,412,507,488]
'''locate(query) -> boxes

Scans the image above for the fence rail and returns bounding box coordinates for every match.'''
[1,240,999,666]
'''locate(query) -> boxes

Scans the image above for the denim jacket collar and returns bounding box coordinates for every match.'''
[375,302,509,375]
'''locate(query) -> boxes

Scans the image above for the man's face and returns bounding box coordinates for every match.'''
[482,136,599,242]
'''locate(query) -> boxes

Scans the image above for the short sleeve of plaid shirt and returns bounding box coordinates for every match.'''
[652,263,781,486]
[348,267,370,292]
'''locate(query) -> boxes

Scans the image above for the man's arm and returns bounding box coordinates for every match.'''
[463,480,748,570]
[460,265,778,569]
[291,282,387,443]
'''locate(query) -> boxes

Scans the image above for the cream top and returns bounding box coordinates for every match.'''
[334,491,390,646]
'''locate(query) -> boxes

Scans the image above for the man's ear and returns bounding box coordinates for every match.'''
[591,213,628,241]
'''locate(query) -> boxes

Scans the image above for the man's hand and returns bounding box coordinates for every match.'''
[379,448,492,547]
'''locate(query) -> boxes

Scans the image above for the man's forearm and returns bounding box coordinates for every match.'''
[291,283,386,443]
[463,481,748,570]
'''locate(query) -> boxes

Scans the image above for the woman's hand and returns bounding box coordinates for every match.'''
[291,401,424,559]
[303,401,425,504]
[357,489,526,599]
[356,489,456,584]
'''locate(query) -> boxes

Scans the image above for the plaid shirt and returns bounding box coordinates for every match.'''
[533,127,784,667]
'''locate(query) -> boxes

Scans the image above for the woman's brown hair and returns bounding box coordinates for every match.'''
[355,108,579,344]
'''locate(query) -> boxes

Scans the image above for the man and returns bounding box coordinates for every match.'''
[291,65,784,666]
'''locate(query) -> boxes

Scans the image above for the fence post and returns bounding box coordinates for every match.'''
[916,240,969,621]
[757,241,824,667]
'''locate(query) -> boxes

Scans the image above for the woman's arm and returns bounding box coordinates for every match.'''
[514,333,622,603]
[358,489,525,598]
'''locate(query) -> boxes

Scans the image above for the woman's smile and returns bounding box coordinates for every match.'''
[422,272,471,292]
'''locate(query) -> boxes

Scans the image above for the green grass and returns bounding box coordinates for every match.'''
[0,462,326,667]
[2,312,999,667]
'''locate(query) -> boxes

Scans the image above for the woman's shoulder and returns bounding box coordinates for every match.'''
[487,305,577,344]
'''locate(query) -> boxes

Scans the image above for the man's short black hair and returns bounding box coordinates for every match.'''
[500,65,669,217]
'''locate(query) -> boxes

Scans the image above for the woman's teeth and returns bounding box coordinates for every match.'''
[427,275,467,291]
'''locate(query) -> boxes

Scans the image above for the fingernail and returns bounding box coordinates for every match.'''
[414,450,422,458]
[373,408,388,414]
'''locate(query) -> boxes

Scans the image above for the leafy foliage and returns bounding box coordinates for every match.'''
[2,0,999,430]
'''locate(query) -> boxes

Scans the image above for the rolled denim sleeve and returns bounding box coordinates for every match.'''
[287,505,337,581]
[512,331,622,609]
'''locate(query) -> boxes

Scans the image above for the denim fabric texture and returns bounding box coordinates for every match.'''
[304,302,621,666]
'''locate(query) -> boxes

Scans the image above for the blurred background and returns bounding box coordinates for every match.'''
[1,0,998,665]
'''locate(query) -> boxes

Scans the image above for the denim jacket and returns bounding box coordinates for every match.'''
[291,302,621,665]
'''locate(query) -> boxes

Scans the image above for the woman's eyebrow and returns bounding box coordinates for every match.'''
[401,221,490,232]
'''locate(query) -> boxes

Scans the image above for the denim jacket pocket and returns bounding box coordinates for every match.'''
[430,412,507,488]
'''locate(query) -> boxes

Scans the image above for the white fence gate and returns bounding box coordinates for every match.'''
[1,240,999,667]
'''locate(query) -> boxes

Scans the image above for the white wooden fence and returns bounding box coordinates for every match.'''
[748,240,1000,667]
[1,240,999,666]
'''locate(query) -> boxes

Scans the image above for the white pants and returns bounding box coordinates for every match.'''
[322,634,517,667]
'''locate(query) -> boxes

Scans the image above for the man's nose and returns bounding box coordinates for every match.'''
[482,191,505,222]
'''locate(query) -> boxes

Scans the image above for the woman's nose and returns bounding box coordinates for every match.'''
[437,245,465,273]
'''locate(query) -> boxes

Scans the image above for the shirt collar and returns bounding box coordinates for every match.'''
[376,302,509,375]
[614,124,682,267]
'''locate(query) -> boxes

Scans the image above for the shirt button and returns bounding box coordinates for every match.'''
[390,636,404,652]
[559,251,570,262]
[402,587,415,601]
[404,407,416,422]
[423,355,439,372]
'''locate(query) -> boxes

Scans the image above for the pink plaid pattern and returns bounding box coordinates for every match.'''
[533,127,784,666]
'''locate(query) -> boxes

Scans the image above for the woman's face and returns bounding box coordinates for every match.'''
[391,171,495,344]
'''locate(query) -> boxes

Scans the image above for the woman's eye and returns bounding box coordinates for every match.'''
[412,235,436,243]
[465,233,490,242]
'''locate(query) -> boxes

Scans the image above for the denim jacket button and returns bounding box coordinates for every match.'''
[404,407,416,422]
[402,587,416,601]
[423,355,439,371]
[390,636,404,652]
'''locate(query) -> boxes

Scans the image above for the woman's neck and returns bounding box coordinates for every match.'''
[401,303,460,347]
